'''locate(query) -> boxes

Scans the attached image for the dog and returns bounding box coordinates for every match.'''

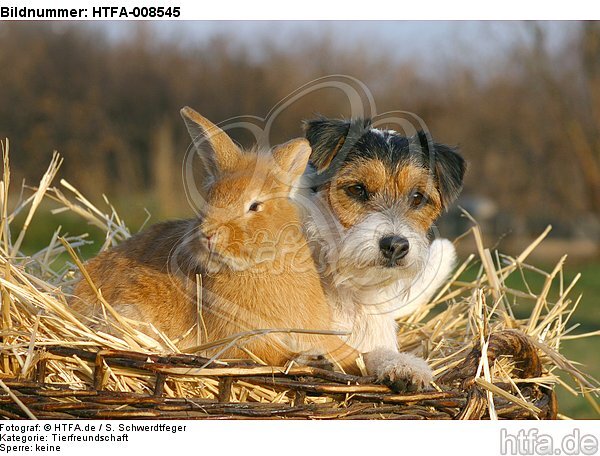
[294,117,466,391]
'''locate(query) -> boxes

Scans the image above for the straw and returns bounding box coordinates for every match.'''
[0,141,597,419]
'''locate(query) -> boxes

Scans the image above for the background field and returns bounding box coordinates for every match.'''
[1,21,599,243]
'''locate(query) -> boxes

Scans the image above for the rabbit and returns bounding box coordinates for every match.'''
[70,106,361,374]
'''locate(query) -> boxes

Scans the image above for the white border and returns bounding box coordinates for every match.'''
[2,0,600,20]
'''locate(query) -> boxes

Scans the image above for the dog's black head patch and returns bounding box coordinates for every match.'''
[303,117,466,209]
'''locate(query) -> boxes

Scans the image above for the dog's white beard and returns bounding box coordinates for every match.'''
[305,205,429,300]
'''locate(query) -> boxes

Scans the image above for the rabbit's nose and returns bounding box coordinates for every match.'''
[203,228,223,248]
[204,233,215,249]
[199,228,214,248]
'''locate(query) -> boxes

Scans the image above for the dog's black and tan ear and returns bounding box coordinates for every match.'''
[303,118,351,173]
[433,143,466,208]
[417,131,466,208]
[303,117,370,174]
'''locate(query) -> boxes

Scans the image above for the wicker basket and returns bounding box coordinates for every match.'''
[0,329,557,420]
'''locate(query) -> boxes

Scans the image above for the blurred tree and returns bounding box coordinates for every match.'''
[573,22,600,214]
[151,118,180,217]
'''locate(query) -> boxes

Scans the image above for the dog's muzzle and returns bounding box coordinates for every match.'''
[379,235,409,266]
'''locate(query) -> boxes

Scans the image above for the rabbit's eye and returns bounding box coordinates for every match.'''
[248,201,263,212]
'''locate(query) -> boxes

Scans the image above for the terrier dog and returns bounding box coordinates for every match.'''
[295,117,466,391]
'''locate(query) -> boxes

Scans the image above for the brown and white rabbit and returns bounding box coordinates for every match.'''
[70,107,360,373]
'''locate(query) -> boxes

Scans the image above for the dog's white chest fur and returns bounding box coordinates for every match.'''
[327,283,401,353]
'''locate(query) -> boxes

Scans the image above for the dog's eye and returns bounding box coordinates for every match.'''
[410,191,427,208]
[345,184,369,201]
[248,201,263,212]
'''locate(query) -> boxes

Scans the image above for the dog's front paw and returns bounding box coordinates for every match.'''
[365,348,433,393]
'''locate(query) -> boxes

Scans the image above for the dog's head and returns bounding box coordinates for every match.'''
[303,117,466,287]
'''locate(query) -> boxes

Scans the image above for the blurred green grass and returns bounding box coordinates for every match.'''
[13,210,600,419]
[15,199,154,258]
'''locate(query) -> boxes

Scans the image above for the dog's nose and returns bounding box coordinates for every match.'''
[379,235,410,262]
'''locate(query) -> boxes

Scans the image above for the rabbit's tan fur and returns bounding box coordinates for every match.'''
[71,107,360,373]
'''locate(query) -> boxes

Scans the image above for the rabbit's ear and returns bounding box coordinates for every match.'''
[180,106,241,175]
[272,138,312,186]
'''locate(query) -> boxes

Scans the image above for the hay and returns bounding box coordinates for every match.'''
[0,142,598,419]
